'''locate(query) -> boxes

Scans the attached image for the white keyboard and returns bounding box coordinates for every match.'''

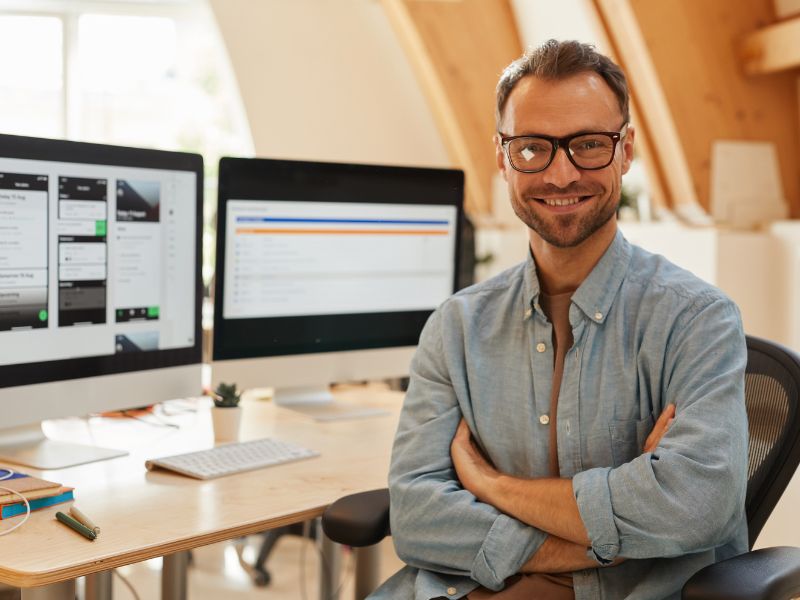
[145,438,320,480]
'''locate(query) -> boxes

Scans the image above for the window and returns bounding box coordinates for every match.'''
[0,15,63,138]
[0,0,254,288]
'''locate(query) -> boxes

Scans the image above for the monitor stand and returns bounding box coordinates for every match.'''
[274,386,390,422]
[0,423,127,469]
[273,386,335,406]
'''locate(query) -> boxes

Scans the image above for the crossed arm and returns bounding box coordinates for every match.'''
[449,406,675,573]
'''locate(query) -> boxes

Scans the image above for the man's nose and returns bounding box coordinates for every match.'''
[542,146,581,188]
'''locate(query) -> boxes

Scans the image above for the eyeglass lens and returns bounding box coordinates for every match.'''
[507,133,616,171]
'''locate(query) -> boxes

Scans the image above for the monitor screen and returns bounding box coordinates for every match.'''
[213,158,463,363]
[0,134,202,389]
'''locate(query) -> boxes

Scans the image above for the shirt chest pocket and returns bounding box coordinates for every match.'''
[608,413,655,467]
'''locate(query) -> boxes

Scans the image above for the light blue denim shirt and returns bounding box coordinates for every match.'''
[370,230,748,600]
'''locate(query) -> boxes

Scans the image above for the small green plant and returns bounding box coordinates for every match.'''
[213,382,241,408]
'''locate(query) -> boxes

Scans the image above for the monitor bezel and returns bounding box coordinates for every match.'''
[213,157,464,361]
[0,133,203,389]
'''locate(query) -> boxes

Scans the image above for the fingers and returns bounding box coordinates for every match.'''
[453,419,483,457]
[643,404,676,453]
[454,418,469,441]
[658,403,676,423]
[451,419,471,458]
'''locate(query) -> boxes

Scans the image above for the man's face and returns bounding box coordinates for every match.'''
[495,72,634,249]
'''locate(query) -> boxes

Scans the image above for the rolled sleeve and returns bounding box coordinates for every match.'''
[572,466,618,564]
[470,513,548,589]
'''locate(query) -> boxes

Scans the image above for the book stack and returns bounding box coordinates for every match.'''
[0,471,74,519]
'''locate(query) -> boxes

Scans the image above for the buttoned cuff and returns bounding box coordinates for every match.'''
[469,513,546,590]
[572,467,620,564]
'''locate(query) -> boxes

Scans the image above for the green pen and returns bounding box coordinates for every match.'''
[56,511,97,541]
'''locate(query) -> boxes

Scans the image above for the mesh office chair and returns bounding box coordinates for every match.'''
[323,335,800,599]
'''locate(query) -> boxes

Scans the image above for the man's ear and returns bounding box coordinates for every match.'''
[620,125,635,175]
[494,133,509,181]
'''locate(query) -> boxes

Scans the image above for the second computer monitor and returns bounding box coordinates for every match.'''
[212,157,463,403]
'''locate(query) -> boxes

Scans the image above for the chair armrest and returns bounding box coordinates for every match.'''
[321,488,390,547]
[681,546,800,600]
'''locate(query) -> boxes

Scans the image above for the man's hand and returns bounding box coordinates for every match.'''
[450,419,499,503]
[643,404,675,454]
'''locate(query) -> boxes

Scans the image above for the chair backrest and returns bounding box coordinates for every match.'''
[743,335,800,548]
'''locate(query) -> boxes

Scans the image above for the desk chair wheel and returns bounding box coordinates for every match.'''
[251,522,317,587]
[253,569,271,587]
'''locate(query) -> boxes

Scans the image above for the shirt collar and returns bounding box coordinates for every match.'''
[522,229,632,324]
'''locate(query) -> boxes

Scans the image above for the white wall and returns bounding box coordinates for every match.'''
[208,0,450,168]
[511,0,603,49]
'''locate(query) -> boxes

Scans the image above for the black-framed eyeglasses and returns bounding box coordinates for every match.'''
[499,123,628,174]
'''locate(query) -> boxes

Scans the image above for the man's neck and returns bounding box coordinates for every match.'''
[529,220,618,295]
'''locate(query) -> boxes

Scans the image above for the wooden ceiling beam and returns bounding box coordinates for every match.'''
[740,16,800,75]
[592,0,701,214]
[381,0,522,216]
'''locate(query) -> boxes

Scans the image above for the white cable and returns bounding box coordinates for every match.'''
[233,538,259,579]
[113,569,142,600]
[0,468,31,536]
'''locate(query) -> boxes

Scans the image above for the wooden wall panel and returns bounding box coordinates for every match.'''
[381,0,522,216]
[602,0,800,216]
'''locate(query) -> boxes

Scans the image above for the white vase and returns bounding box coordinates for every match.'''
[211,406,242,443]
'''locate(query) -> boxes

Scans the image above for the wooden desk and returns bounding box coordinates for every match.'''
[0,387,401,599]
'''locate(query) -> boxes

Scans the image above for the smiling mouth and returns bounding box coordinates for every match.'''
[535,195,593,207]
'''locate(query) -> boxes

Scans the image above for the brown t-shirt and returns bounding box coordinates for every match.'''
[468,291,575,600]
[540,290,575,480]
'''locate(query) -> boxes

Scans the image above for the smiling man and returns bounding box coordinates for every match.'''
[369,40,748,600]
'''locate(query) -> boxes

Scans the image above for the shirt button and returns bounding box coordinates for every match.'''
[536,342,546,352]
[539,414,550,425]
[594,311,603,320]
[447,587,457,596]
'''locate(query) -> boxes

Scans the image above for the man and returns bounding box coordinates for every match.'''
[371,40,748,600]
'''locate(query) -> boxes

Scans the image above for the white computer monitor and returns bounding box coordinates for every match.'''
[0,134,203,468]
[211,158,463,406]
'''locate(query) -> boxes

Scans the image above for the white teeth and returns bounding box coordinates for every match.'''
[541,197,581,207]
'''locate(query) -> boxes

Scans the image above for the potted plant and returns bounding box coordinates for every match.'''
[211,382,242,443]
